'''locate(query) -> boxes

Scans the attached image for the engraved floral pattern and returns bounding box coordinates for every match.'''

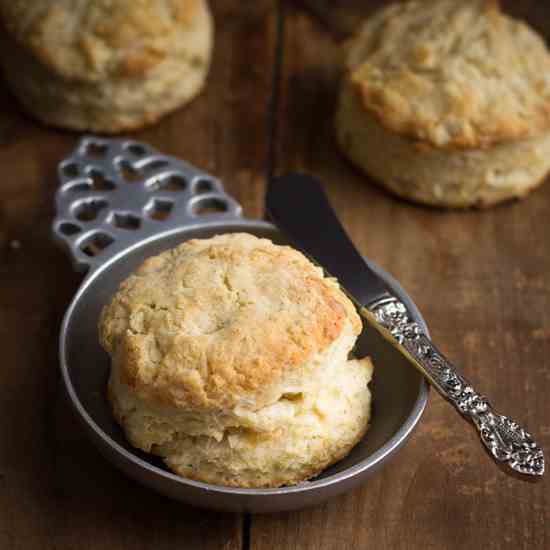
[371,297,545,477]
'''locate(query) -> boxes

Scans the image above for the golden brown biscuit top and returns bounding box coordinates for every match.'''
[99,233,361,410]
[346,0,550,149]
[0,0,204,81]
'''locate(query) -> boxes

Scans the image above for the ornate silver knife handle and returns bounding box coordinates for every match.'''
[368,296,545,477]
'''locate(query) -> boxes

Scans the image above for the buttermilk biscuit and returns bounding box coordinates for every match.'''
[0,0,213,133]
[99,233,374,488]
[336,0,550,208]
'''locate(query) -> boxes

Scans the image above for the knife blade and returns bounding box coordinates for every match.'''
[265,173,389,307]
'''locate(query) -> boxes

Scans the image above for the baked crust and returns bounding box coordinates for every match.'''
[336,77,550,208]
[100,233,361,411]
[336,0,550,207]
[100,233,373,488]
[0,0,213,132]
[346,0,550,150]
[0,0,201,81]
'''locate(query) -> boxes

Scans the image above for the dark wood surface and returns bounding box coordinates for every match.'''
[1,1,548,549]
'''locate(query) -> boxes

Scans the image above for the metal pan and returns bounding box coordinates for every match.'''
[52,137,429,513]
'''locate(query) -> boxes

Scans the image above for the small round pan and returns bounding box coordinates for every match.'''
[52,137,429,513]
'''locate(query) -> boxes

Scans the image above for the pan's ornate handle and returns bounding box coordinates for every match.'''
[53,137,242,274]
[369,296,545,477]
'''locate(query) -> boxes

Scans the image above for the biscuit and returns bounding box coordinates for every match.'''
[100,233,374,488]
[336,0,550,207]
[0,0,213,132]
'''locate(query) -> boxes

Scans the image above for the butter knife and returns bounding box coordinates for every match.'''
[266,173,544,477]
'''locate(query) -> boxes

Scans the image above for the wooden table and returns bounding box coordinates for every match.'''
[1,1,548,548]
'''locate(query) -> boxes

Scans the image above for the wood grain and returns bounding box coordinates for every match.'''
[250,2,550,549]
[1,1,549,549]
[0,1,277,548]
[299,0,383,36]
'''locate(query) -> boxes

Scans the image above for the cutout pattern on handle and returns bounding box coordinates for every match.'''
[53,137,242,273]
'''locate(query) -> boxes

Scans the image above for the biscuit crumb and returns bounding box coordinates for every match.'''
[101,233,374,487]
[336,0,550,207]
